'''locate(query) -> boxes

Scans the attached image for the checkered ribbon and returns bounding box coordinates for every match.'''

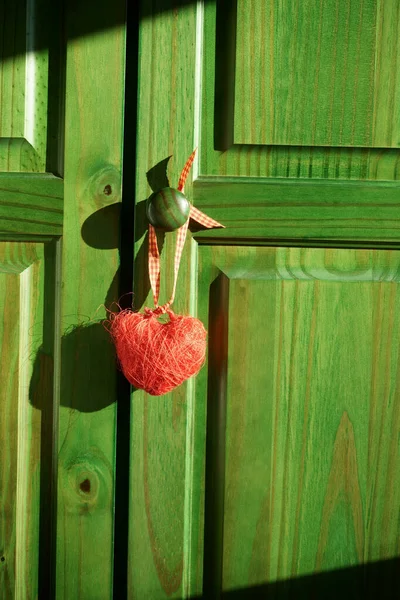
[146,149,224,315]
[177,148,197,193]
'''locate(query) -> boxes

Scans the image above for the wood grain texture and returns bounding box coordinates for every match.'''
[196,246,400,596]
[234,0,397,148]
[132,2,203,598]
[0,2,63,594]
[0,243,53,599]
[194,177,400,244]
[202,273,230,599]
[0,0,52,172]
[0,139,41,173]
[202,0,400,180]
[55,2,126,598]
[136,1,400,597]
[0,173,63,237]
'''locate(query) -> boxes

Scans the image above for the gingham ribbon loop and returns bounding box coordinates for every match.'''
[177,148,197,193]
[147,150,224,314]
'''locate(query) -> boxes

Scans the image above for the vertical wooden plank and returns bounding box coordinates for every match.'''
[131,2,201,598]
[0,272,21,599]
[0,1,63,596]
[0,243,53,599]
[56,3,126,598]
[14,264,38,599]
[37,239,62,599]
[202,273,230,599]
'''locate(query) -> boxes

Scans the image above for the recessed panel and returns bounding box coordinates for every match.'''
[0,242,58,598]
[233,0,400,148]
[199,246,400,596]
[0,0,62,172]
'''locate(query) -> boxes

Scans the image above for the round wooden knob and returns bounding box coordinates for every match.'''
[146,188,190,231]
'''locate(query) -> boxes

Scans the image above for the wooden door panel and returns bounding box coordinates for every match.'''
[130,4,201,599]
[198,246,400,595]
[204,0,400,178]
[234,0,398,148]
[135,1,400,598]
[0,4,62,597]
[0,0,64,593]
[0,0,61,173]
[0,240,60,599]
[0,0,127,597]
[55,8,126,598]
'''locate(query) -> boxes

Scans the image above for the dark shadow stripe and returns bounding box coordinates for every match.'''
[112,0,138,597]
[203,272,230,599]
[214,0,237,151]
[38,238,62,599]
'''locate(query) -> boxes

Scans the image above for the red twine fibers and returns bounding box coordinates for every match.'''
[109,308,207,396]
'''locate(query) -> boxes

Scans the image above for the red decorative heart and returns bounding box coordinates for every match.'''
[109,310,207,395]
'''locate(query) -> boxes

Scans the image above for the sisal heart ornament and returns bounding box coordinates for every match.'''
[110,309,207,396]
[108,149,223,395]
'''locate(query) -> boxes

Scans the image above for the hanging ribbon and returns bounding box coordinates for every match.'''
[146,149,224,315]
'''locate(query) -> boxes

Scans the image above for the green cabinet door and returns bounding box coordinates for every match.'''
[0,1,63,596]
[132,1,400,598]
[0,1,126,598]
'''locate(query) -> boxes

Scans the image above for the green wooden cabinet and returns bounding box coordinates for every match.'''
[132,0,400,599]
[1,0,400,599]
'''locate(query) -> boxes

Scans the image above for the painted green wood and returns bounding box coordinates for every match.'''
[0,1,126,598]
[136,1,400,598]
[193,177,400,244]
[0,0,64,596]
[0,0,54,172]
[203,0,400,180]
[0,174,63,199]
[234,0,398,148]
[55,1,126,598]
[132,2,202,598]
[0,139,41,173]
[0,242,58,599]
[0,174,63,237]
[196,246,400,597]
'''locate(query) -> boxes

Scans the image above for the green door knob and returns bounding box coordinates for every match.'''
[146,187,191,231]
